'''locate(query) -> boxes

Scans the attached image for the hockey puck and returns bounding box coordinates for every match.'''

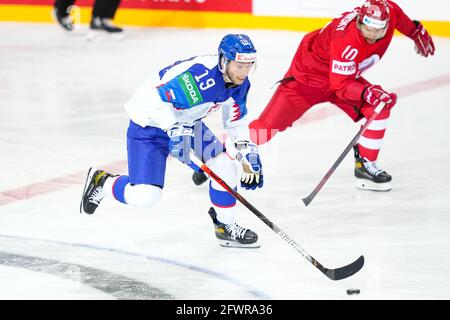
[346,288,360,295]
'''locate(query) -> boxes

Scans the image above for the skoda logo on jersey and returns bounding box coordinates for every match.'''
[178,72,203,106]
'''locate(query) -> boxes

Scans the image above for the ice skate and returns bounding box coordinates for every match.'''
[192,171,209,186]
[354,145,392,191]
[208,207,260,248]
[52,7,74,31]
[87,17,124,41]
[80,167,117,214]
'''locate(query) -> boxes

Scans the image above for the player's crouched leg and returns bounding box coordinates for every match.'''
[206,153,260,248]
[80,171,163,214]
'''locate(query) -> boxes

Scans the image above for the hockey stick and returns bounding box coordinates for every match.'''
[190,153,364,281]
[302,102,387,207]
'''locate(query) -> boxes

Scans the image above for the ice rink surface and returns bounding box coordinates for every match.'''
[0,22,449,300]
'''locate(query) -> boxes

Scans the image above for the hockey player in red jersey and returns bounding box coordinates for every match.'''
[249,0,435,191]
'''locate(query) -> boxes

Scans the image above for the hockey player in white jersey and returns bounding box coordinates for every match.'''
[80,34,263,248]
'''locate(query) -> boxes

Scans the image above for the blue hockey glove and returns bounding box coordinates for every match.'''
[167,123,194,164]
[235,141,264,190]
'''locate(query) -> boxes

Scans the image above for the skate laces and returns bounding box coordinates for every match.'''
[88,187,104,205]
[226,223,247,240]
[363,160,383,176]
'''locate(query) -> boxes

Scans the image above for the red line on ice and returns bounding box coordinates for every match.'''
[0,161,127,206]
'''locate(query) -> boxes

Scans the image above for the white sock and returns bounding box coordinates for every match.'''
[214,206,236,225]
[102,175,118,198]
[124,184,162,208]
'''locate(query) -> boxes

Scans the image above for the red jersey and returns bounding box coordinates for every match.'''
[290,0,417,106]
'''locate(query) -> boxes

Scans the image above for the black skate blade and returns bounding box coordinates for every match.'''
[79,167,95,214]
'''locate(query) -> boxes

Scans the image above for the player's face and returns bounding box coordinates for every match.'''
[226,60,254,85]
[358,23,387,44]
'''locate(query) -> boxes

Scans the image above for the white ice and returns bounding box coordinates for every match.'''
[0,22,449,300]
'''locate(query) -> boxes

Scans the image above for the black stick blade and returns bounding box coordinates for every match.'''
[302,195,313,206]
[323,255,365,281]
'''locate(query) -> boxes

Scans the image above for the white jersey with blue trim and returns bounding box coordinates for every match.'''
[124,54,251,142]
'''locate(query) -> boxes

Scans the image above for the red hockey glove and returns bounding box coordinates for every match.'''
[363,85,397,109]
[410,21,435,57]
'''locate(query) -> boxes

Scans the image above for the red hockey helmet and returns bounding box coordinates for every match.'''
[359,0,390,29]
[358,0,390,42]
